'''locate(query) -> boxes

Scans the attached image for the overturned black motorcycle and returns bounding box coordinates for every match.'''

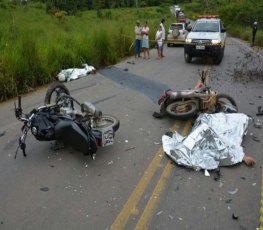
[14,82,120,160]
[153,71,238,120]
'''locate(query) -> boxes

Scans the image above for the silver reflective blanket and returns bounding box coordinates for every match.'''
[162,113,250,170]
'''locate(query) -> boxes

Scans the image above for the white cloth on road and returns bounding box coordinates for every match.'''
[57,64,96,82]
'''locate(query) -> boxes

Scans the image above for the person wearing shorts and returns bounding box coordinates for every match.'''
[141,21,150,59]
[155,25,163,59]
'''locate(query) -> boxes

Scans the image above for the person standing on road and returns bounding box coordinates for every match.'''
[252,21,258,47]
[135,20,142,58]
[141,21,150,59]
[155,25,163,59]
[160,18,166,57]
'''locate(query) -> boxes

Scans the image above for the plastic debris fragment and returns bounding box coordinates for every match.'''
[204,170,210,176]
[228,188,238,195]
[232,213,239,220]
[156,211,163,216]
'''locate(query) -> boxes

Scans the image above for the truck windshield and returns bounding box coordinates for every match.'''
[192,21,219,32]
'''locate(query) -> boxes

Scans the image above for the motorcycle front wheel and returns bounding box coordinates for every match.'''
[166,100,198,120]
[215,94,238,113]
[92,115,120,132]
[44,82,70,105]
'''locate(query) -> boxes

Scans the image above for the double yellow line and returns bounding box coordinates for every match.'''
[110,120,192,230]
[111,65,212,229]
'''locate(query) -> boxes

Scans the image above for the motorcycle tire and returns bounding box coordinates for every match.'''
[44,82,70,105]
[215,94,238,113]
[92,115,120,132]
[166,100,198,120]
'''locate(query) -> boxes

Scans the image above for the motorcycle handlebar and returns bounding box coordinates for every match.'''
[15,95,39,122]
[18,95,21,109]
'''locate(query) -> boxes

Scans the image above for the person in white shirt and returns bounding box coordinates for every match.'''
[134,20,142,58]
[141,21,150,59]
[155,25,163,59]
[160,18,165,57]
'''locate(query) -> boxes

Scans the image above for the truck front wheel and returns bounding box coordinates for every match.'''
[184,51,192,63]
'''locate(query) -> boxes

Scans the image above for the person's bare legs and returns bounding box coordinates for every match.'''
[147,48,150,58]
[161,41,165,57]
[157,47,161,59]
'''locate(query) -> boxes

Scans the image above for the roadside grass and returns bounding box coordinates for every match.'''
[181,1,263,47]
[0,3,171,101]
[228,25,263,47]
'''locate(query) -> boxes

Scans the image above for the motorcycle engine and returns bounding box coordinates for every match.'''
[60,106,74,115]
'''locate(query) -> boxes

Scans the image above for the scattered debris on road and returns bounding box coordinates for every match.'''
[232,213,239,220]
[256,106,263,116]
[125,147,136,151]
[228,188,238,195]
[232,49,263,83]
[0,130,5,137]
[40,187,50,192]
[253,119,262,129]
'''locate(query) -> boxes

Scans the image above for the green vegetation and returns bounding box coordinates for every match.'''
[0,0,262,101]
[182,0,263,46]
[0,1,171,101]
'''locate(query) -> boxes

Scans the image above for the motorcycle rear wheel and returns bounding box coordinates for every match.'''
[92,115,120,132]
[166,100,198,120]
[215,94,238,113]
[44,82,70,105]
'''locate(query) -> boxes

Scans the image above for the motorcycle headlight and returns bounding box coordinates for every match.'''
[31,127,38,135]
[211,39,220,44]
[185,38,192,43]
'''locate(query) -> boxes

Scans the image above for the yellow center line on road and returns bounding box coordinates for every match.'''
[110,120,182,230]
[111,64,212,230]
[133,64,212,229]
[134,120,192,230]
[260,168,263,229]
[203,64,211,83]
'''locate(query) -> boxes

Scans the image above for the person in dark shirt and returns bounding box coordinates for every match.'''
[252,21,258,46]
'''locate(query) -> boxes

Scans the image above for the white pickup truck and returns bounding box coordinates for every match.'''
[184,15,226,64]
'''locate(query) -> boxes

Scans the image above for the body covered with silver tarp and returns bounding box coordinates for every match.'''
[162,113,250,170]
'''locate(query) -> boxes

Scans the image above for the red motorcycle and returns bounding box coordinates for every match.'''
[154,72,238,120]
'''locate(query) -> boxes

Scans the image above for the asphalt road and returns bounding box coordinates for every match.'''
[0,36,262,230]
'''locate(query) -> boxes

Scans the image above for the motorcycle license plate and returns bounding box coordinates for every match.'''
[101,127,114,147]
[196,45,205,50]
